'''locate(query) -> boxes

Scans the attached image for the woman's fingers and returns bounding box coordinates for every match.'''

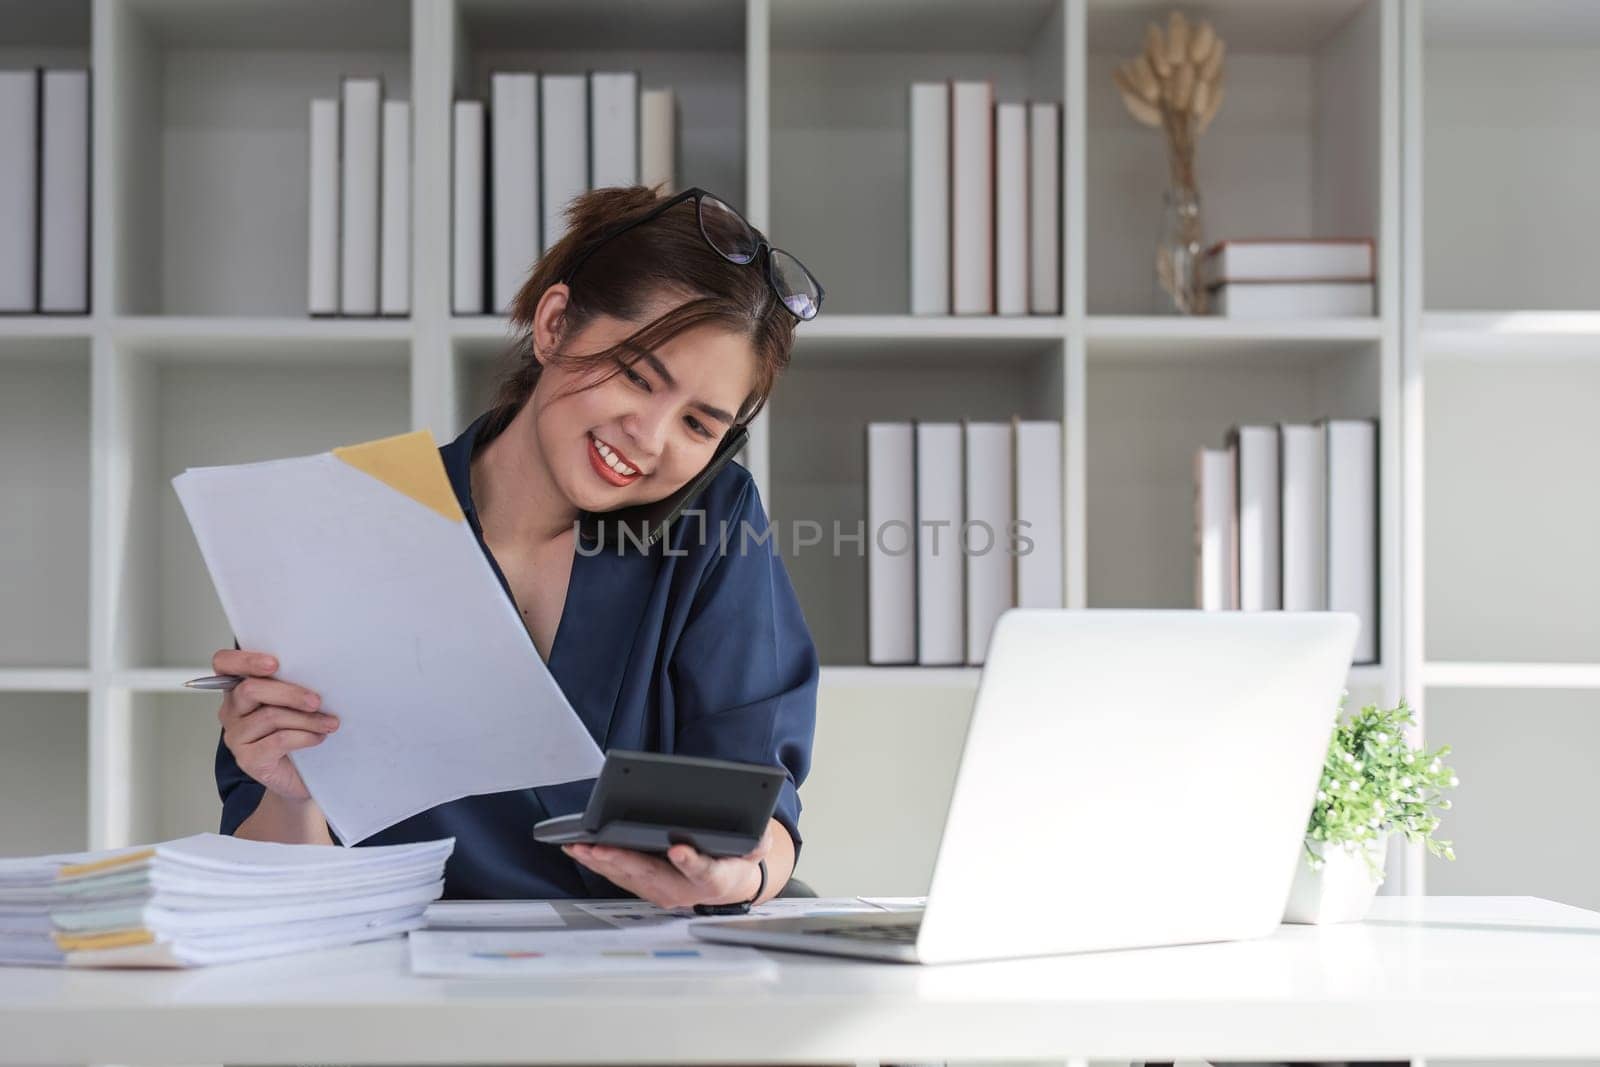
[229,676,322,717]
[263,729,331,755]
[564,841,762,909]
[675,849,758,902]
[565,846,685,907]
[212,648,278,678]
[668,844,716,882]
[231,705,339,746]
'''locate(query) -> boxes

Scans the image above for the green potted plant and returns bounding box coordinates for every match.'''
[1283,696,1458,924]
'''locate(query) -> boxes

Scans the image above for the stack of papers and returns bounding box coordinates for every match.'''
[0,833,453,968]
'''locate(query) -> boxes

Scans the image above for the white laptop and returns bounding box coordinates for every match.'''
[691,609,1359,964]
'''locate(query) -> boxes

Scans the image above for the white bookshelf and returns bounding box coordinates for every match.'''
[0,0,1579,926]
[1401,0,1600,915]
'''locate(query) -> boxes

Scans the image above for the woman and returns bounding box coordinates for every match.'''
[211,185,824,912]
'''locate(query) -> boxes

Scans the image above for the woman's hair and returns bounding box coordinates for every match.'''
[487,185,797,438]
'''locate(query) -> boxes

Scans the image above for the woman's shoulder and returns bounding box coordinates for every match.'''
[694,454,765,524]
[661,455,773,562]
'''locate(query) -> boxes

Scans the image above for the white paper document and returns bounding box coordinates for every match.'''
[575,897,890,933]
[171,431,605,844]
[425,900,564,929]
[859,896,928,912]
[409,928,777,979]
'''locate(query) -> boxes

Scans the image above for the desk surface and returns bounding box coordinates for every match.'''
[4,896,1599,1065]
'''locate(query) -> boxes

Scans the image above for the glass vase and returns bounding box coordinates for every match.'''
[1155,185,1208,315]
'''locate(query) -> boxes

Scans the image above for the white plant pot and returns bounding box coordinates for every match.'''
[1282,834,1389,924]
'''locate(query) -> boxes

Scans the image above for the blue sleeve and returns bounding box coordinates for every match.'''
[669,478,819,864]
[215,636,264,835]
[215,729,265,835]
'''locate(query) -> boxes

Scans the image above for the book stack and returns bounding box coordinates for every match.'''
[1193,419,1378,664]
[867,418,1064,667]
[0,833,453,969]
[307,78,411,317]
[1202,238,1376,318]
[0,68,89,314]
[909,82,1061,316]
[453,74,679,315]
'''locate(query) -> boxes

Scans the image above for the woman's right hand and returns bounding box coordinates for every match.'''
[214,648,340,802]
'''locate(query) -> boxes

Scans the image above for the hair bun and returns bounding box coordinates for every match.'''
[565,184,668,242]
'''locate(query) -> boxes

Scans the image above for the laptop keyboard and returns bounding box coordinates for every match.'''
[805,920,921,944]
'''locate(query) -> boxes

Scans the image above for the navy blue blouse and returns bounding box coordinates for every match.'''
[216,410,820,899]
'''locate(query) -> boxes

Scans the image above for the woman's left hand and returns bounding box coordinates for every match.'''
[562,828,771,910]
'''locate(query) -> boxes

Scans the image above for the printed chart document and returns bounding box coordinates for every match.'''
[172,430,604,845]
[409,928,777,979]
[574,897,899,932]
[424,900,564,929]
[408,897,905,977]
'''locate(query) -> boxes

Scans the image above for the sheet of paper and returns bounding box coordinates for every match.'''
[575,897,887,933]
[860,896,928,912]
[71,833,454,876]
[66,912,425,969]
[574,900,693,929]
[53,880,445,934]
[408,929,777,979]
[172,432,604,844]
[424,901,565,929]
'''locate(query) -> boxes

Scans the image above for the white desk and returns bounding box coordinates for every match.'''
[3,896,1599,1065]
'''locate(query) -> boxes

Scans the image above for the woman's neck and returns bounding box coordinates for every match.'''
[471,401,580,547]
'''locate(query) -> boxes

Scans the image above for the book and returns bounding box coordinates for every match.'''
[490,72,539,313]
[451,99,486,314]
[1028,101,1060,315]
[1013,419,1062,609]
[1202,238,1375,285]
[1212,281,1374,318]
[950,80,993,315]
[1229,425,1281,611]
[589,71,638,189]
[1193,447,1233,610]
[541,74,588,254]
[964,421,1014,664]
[0,69,39,312]
[866,422,916,665]
[909,82,949,316]
[38,69,89,314]
[379,100,410,316]
[307,98,340,316]
[639,88,675,194]
[1279,423,1327,611]
[339,77,381,317]
[994,102,1027,316]
[1325,418,1378,664]
[915,422,964,665]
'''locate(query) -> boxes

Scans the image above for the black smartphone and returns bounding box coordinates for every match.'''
[580,423,750,550]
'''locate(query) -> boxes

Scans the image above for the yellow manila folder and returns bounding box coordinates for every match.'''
[171,430,604,845]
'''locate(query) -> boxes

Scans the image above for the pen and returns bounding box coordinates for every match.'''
[182,675,243,691]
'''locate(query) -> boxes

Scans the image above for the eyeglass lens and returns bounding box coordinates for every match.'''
[699,195,820,320]
[770,250,820,320]
[699,195,759,264]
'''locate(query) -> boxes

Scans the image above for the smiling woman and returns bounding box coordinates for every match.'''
[213,186,824,913]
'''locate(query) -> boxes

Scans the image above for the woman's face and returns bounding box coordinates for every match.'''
[531,309,756,515]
